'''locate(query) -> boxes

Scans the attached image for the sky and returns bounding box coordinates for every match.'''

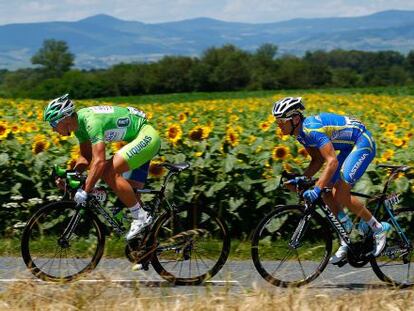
[1,0,414,25]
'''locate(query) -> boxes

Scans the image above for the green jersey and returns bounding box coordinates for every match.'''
[75,106,147,144]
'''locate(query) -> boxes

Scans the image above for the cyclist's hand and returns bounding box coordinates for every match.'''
[74,189,89,205]
[55,177,66,190]
[303,186,321,203]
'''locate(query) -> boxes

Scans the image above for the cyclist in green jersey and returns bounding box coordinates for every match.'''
[43,94,161,240]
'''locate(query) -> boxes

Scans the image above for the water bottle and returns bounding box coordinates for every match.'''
[358,220,370,236]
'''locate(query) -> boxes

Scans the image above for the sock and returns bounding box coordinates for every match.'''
[338,210,350,222]
[130,202,147,220]
[367,217,383,232]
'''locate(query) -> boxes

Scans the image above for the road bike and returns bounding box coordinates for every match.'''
[21,162,230,285]
[251,164,414,287]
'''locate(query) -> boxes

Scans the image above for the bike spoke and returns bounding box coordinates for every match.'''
[295,250,307,280]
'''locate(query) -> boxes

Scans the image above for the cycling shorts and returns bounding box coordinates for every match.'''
[331,130,376,185]
[117,124,161,170]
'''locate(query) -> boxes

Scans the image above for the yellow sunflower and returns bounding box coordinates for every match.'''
[166,124,183,145]
[0,122,10,140]
[272,146,290,161]
[111,141,128,153]
[149,160,165,178]
[31,135,50,154]
[259,121,271,132]
[380,149,395,162]
[225,127,240,147]
[189,125,212,141]
[178,112,187,123]
[298,147,309,158]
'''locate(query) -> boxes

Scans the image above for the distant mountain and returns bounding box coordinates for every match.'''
[1,10,414,70]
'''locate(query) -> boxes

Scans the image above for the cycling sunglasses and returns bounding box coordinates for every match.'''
[49,116,67,129]
[275,117,292,124]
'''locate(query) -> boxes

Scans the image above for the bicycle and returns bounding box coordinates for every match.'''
[21,162,230,285]
[251,164,414,288]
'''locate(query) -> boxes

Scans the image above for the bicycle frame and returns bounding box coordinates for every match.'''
[289,165,412,255]
[64,167,180,239]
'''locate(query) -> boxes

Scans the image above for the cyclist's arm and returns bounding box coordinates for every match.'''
[302,147,324,178]
[314,142,338,189]
[73,141,92,173]
[83,142,106,193]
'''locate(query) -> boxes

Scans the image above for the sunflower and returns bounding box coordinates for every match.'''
[149,160,165,178]
[0,122,10,140]
[178,112,187,123]
[31,137,50,154]
[189,125,212,141]
[392,137,404,147]
[225,127,240,147]
[166,124,183,145]
[272,146,290,161]
[111,141,128,153]
[298,147,309,157]
[259,121,271,132]
[386,123,397,133]
[380,149,395,162]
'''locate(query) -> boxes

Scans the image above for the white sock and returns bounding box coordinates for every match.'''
[339,238,348,248]
[367,217,382,232]
[130,202,147,220]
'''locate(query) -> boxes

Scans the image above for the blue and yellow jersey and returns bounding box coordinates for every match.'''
[296,113,368,151]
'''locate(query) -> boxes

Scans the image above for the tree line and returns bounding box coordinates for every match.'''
[1,39,414,99]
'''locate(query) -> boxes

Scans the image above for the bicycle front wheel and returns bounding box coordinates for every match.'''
[151,206,230,285]
[21,201,105,282]
[371,207,414,287]
[251,205,332,287]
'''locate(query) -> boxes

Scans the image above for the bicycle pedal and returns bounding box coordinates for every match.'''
[332,259,348,267]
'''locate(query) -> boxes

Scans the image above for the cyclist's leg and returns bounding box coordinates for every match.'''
[122,161,150,203]
[332,131,376,220]
[323,150,349,214]
[103,125,160,239]
[103,125,160,207]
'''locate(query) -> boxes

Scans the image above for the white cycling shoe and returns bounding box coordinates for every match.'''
[372,222,391,257]
[126,216,153,241]
[330,245,348,265]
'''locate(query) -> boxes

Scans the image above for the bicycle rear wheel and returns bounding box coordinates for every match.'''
[151,206,230,285]
[21,201,105,282]
[371,207,414,287]
[251,205,332,287]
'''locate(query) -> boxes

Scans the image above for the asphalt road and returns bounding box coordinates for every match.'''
[0,257,392,293]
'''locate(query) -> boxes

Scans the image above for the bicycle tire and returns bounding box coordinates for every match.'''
[370,206,414,288]
[150,206,230,285]
[251,205,332,287]
[21,201,106,282]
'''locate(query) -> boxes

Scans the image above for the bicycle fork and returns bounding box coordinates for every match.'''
[289,210,312,249]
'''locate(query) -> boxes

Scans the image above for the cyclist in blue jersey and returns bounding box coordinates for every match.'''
[272,97,390,264]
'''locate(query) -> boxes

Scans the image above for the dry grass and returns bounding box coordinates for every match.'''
[1,280,414,311]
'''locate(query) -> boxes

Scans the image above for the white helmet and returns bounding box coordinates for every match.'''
[43,94,75,122]
[272,97,305,119]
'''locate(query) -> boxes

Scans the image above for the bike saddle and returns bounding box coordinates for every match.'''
[160,162,190,172]
[377,164,411,172]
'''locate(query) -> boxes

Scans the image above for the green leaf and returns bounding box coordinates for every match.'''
[229,197,244,212]
[395,177,409,193]
[224,155,236,172]
[0,153,9,166]
[205,181,227,197]
[257,197,270,208]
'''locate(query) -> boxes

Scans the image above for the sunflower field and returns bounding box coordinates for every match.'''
[1,93,413,237]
